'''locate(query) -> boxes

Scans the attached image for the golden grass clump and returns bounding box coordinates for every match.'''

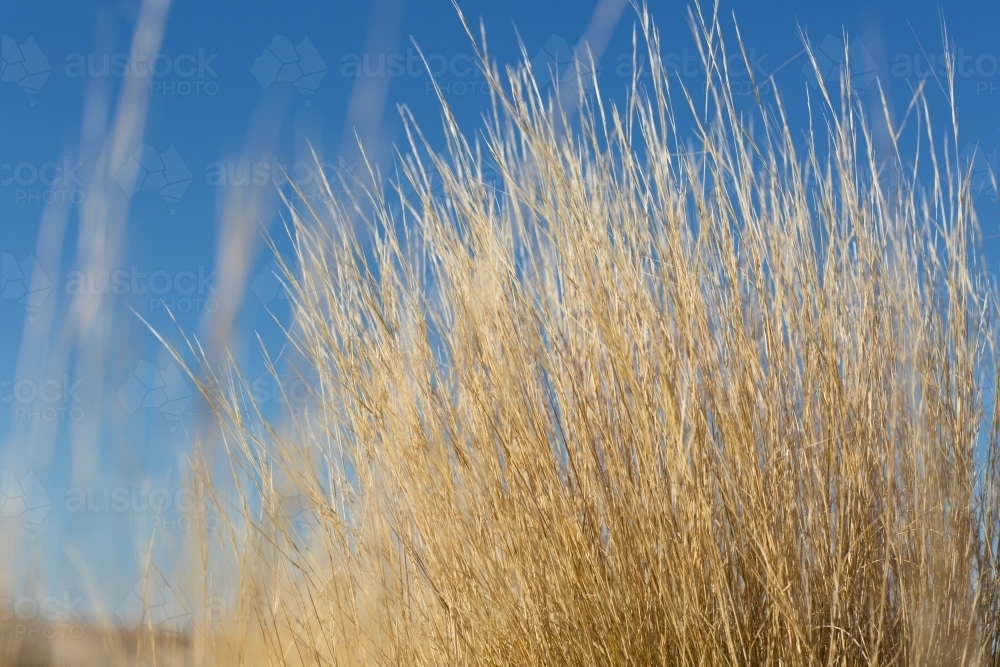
[171,5,1000,665]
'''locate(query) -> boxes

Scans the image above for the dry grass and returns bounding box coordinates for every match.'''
[126,4,1000,665]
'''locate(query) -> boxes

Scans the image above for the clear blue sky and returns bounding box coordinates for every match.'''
[1,0,998,618]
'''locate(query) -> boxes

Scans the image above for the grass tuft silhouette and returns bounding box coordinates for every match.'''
[134,3,1000,665]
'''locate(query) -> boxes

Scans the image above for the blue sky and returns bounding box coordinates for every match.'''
[1,0,999,621]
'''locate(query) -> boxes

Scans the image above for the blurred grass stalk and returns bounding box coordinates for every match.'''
[18,0,1000,663]
[1,0,178,662]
